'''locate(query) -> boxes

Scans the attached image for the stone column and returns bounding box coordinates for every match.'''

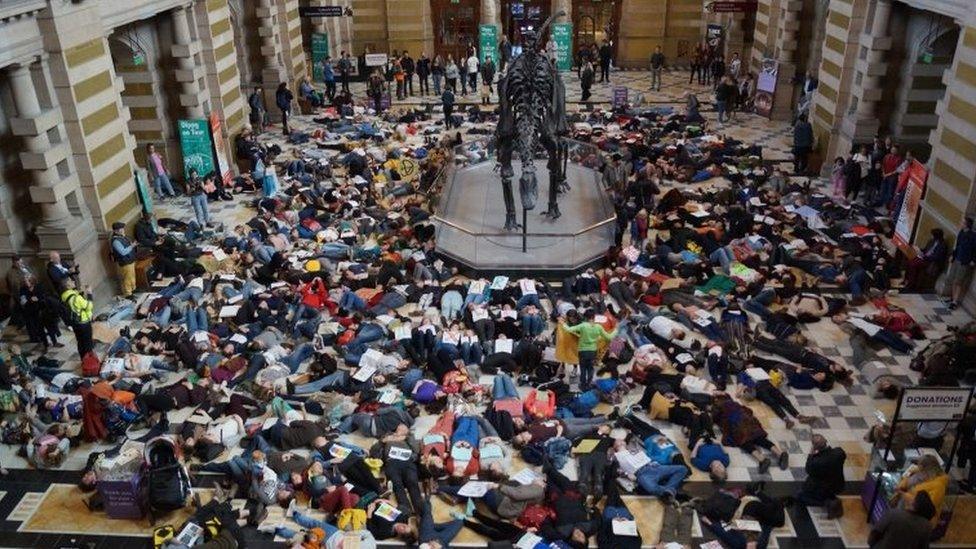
[837,0,892,150]
[257,0,287,110]
[9,59,72,228]
[7,55,100,277]
[172,5,207,119]
[767,0,802,120]
[481,0,500,28]
[552,0,571,24]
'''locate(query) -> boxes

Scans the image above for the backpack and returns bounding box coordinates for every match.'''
[82,351,101,377]
[520,442,547,466]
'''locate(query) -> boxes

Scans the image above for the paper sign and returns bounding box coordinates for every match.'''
[193,332,209,343]
[394,325,412,340]
[491,276,509,290]
[229,333,247,344]
[623,246,640,262]
[387,446,413,461]
[378,390,397,404]
[512,469,540,485]
[227,293,243,304]
[451,445,473,461]
[594,315,608,324]
[353,363,377,382]
[211,248,227,262]
[329,444,352,460]
[614,450,651,475]
[471,308,489,322]
[519,279,537,295]
[494,339,513,354]
[442,332,460,346]
[219,305,241,318]
[631,265,654,277]
[734,519,762,532]
[469,280,487,294]
[745,367,770,381]
[500,310,516,319]
[375,501,402,521]
[573,439,600,454]
[612,520,639,536]
[516,533,544,549]
[457,481,491,498]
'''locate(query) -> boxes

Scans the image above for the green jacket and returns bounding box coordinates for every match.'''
[563,321,616,352]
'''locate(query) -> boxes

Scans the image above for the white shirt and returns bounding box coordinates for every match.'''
[647,316,692,348]
[466,55,479,74]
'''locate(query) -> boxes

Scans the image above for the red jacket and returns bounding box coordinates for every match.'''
[300,279,329,309]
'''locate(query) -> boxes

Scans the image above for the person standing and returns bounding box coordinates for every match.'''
[650,46,665,91]
[6,254,35,325]
[499,35,512,73]
[481,56,496,94]
[728,52,741,80]
[560,309,617,389]
[322,56,336,101]
[792,115,814,175]
[187,168,212,228]
[445,55,459,93]
[393,58,405,100]
[145,143,176,198]
[441,87,456,129]
[710,55,726,89]
[580,61,594,102]
[368,68,386,113]
[946,217,976,309]
[715,76,734,124]
[598,39,612,83]
[432,54,444,95]
[416,52,431,96]
[20,275,61,351]
[401,51,415,96]
[247,86,265,133]
[797,434,846,519]
[275,82,293,136]
[110,221,137,298]
[61,278,94,359]
[466,51,480,95]
[879,144,904,210]
[338,50,352,93]
[690,42,705,85]
[46,251,79,292]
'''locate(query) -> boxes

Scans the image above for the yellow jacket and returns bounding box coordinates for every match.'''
[897,471,949,523]
[61,288,93,323]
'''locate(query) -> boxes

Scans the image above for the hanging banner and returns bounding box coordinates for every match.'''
[312,32,330,83]
[707,1,759,12]
[299,6,345,17]
[612,87,628,109]
[208,112,233,185]
[479,24,499,65]
[899,387,972,421]
[893,159,928,248]
[134,169,153,214]
[177,119,216,180]
[365,53,389,67]
[706,24,724,53]
[754,58,778,118]
[551,22,573,72]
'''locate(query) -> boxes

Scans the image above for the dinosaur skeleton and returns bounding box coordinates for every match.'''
[496,11,569,230]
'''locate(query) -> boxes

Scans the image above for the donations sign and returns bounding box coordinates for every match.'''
[899,387,972,421]
[893,159,928,248]
[479,24,499,65]
[551,23,573,71]
[178,119,216,180]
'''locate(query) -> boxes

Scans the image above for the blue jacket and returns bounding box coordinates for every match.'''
[953,228,976,265]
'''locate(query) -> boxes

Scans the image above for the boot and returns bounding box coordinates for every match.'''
[504,212,521,231]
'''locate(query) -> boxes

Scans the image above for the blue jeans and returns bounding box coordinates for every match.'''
[151,305,172,326]
[635,463,688,496]
[153,173,176,197]
[294,370,349,395]
[744,288,776,320]
[281,343,315,374]
[275,511,339,540]
[516,293,542,309]
[105,301,136,325]
[185,307,208,332]
[441,290,463,321]
[190,193,211,225]
[419,501,464,547]
[710,247,735,273]
[107,336,132,357]
[339,289,367,311]
[579,349,597,388]
[492,373,519,400]
[716,100,728,122]
[460,341,483,365]
[521,313,544,337]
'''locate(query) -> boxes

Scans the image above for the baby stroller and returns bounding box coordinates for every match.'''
[143,435,192,524]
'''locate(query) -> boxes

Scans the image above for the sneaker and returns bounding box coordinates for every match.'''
[286,498,298,518]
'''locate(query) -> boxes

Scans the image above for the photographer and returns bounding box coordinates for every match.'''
[46,251,79,292]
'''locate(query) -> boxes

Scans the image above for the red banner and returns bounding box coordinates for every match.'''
[893,159,928,248]
[209,112,233,185]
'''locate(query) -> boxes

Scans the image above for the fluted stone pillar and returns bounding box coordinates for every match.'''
[7,55,100,280]
[257,0,287,110]
[836,0,892,153]
[172,5,207,119]
[768,0,802,120]
[552,0,571,25]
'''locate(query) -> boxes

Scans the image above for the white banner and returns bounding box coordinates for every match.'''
[899,387,972,421]
[365,53,389,67]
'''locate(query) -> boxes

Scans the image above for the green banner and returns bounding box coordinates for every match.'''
[312,32,329,82]
[177,119,216,180]
[551,23,572,72]
[134,169,153,214]
[479,24,499,65]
